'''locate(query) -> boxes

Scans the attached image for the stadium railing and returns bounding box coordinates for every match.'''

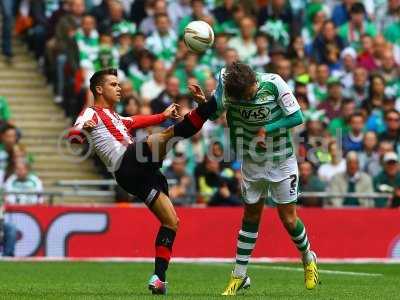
[55,180,393,204]
[0,181,389,206]
[0,190,115,204]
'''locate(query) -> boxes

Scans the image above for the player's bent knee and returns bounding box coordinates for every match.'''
[163,216,180,232]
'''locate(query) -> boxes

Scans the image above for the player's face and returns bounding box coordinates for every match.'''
[101,75,121,103]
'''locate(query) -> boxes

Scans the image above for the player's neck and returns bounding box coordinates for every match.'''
[94,98,114,110]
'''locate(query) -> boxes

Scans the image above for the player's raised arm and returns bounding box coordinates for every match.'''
[127,104,181,130]
[264,75,304,134]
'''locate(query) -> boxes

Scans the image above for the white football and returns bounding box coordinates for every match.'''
[183,21,214,53]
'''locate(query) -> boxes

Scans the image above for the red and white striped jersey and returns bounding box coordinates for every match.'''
[73,106,166,172]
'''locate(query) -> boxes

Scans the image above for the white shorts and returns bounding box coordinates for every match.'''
[240,155,299,205]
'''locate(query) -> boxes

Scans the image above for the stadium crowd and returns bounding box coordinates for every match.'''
[1,0,400,208]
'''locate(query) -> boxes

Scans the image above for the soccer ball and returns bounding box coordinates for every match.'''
[183,21,214,53]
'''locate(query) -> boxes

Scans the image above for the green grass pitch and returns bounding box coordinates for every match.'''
[0,261,398,299]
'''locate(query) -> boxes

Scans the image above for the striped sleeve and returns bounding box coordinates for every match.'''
[74,107,98,129]
[68,107,98,143]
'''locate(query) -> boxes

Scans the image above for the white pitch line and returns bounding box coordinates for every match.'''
[250,265,383,277]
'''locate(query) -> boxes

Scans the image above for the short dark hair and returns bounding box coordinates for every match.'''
[89,68,118,97]
[385,109,400,119]
[0,123,16,135]
[350,2,365,15]
[350,111,365,121]
[223,62,256,100]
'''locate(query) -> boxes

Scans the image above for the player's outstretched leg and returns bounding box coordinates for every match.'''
[277,204,319,290]
[147,193,179,295]
[222,202,263,296]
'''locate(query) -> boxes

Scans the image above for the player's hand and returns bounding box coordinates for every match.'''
[256,127,267,150]
[163,103,181,119]
[83,120,96,132]
[188,84,207,104]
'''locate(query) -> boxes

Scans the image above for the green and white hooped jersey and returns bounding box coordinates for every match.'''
[211,69,300,163]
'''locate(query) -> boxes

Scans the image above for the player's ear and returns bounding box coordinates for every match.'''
[95,85,103,95]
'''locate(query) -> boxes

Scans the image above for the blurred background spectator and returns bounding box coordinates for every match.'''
[328,151,374,207]
[0,205,17,256]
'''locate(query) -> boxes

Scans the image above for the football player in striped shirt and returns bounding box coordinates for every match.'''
[189,62,319,295]
[72,68,216,295]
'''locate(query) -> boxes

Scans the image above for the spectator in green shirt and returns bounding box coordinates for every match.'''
[373,152,400,207]
[338,3,377,51]
[173,52,209,94]
[328,99,355,137]
[383,9,400,45]
[0,96,11,123]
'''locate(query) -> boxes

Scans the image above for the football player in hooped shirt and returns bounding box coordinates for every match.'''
[188,62,319,295]
[72,68,213,295]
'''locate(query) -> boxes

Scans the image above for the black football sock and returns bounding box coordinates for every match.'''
[154,226,176,282]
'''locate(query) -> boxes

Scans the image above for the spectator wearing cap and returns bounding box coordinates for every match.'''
[379,109,400,154]
[338,2,377,51]
[328,151,374,207]
[328,99,355,137]
[298,161,326,207]
[164,153,196,205]
[342,112,365,153]
[317,77,343,120]
[318,140,346,183]
[338,47,357,89]
[301,3,327,48]
[374,152,400,207]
